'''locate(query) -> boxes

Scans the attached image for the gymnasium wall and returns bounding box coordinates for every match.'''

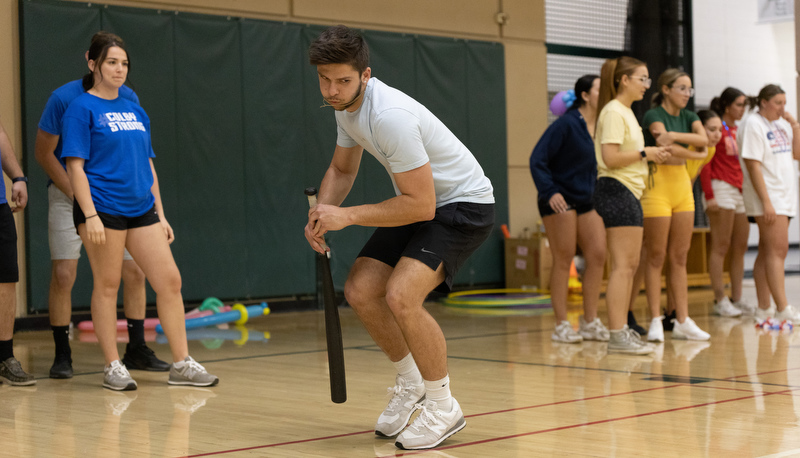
[1,0,547,314]
[692,0,799,247]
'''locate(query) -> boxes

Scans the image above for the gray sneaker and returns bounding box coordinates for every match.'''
[395,398,466,450]
[375,375,426,437]
[168,356,219,387]
[608,325,655,355]
[0,357,36,386]
[103,360,137,391]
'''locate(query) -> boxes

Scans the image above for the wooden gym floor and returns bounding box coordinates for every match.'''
[3,276,800,457]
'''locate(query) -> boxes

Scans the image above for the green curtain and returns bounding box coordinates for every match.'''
[20,0,507,311]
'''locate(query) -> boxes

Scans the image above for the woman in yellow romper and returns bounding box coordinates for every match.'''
[637,69,710,342]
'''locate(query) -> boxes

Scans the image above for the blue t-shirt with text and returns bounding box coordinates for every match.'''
[38,80,139,172]
[61,93,155,217]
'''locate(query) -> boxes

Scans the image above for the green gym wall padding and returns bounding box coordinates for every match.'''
[19,0,508,312]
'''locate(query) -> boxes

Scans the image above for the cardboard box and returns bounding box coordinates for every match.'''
[504,234,552,291]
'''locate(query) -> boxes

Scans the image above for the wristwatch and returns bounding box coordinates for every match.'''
[11,176,27,184]
[640,150,647,159]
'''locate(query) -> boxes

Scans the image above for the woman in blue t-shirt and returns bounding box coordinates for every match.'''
[530,75,609,344]
[61,33,218,391]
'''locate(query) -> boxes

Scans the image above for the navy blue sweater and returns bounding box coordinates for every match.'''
[529,108,596,205]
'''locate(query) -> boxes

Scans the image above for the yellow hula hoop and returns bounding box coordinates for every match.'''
[441,288,551,307]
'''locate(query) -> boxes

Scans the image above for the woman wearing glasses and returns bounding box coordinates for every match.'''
[635,69,710,342]
[593,56,668,354]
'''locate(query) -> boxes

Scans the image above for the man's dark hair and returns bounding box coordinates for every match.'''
[309,25,369,74]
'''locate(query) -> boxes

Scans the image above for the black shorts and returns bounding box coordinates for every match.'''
[0,204,19,283]
[73,203,160,234]
[358,202,495,293]
[593,177,643,228]
[538,198,594,218]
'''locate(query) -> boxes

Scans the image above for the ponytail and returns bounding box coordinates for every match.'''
[597,56,646,119]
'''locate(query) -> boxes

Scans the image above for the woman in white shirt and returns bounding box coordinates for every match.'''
[740,84,800,323]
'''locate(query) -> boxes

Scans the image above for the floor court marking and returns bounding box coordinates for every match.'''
[184,382,785,456]
[380,388,794,457]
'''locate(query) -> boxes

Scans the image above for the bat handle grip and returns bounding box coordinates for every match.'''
[305,188,330,256]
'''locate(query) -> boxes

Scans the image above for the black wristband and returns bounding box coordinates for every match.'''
[86,214,99,219]
[12,176,27,184]
[640,150,647,159]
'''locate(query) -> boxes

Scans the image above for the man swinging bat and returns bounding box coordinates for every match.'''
[304,25,495,450]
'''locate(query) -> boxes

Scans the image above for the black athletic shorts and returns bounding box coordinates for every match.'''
[0,204,19,283]
[593,177,643,228]
[538,198,594,218]
[358,202,495,293]
[73,203,160,234]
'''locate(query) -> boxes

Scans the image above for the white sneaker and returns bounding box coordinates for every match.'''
[578,316,610,341]
[647,316,665,342]
[775,305,800,324]
[395,398,466,450]
[732,298,756,315]
[713,297,743,317]
[607,325,655,354]
[672,317,710,341]
[103,360,137,391]
[755,306,775,324]
[551,321,583,343]
[375,376,426,437]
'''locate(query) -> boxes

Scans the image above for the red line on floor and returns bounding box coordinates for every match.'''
[384,389,792,457]
[185,378,796,456]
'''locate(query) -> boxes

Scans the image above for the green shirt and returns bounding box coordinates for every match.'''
[642,106,700,147]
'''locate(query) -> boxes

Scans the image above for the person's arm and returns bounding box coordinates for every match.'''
[65,157,105,243]
[601,144,667,168]
[149,158,174,243]
[34,129,73,198]
[783,112,800,160]
[0,121,27,212]
[743,158,775,224]
[305,144,363,253]
[699,161,717,211]
[310,160,436,235]
[651,120,708,148]
[529,122,565,212]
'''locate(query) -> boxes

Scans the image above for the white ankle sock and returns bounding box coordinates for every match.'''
[424,374,452,411]
[393,353,423,385]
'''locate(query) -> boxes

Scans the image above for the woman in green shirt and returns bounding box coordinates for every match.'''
[634,69,710,342]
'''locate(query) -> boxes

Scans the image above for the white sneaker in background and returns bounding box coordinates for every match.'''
[672,317,711,341]
[732,298,756,315]
[647,316,665,342]
[578,316,610,341]
[608,326,655,355]
[774,305,800,324]
[755,306,775,324]
[713,297,743,317]
[551,321,583,343]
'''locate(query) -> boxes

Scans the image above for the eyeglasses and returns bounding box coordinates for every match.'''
[633,76,652,88]
[673,85,695,97]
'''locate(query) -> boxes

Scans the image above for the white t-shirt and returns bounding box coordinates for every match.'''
[739,114,798,217]
[335,78,494,207]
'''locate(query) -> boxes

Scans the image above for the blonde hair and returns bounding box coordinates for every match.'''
[597,56,646,118]
[651,68,689,107]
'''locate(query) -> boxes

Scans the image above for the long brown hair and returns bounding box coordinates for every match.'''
[651,68,689,108]
[82,31,129,92]
[597,56,646,118]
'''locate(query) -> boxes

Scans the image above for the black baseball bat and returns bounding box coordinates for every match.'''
[305,186,347,404]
